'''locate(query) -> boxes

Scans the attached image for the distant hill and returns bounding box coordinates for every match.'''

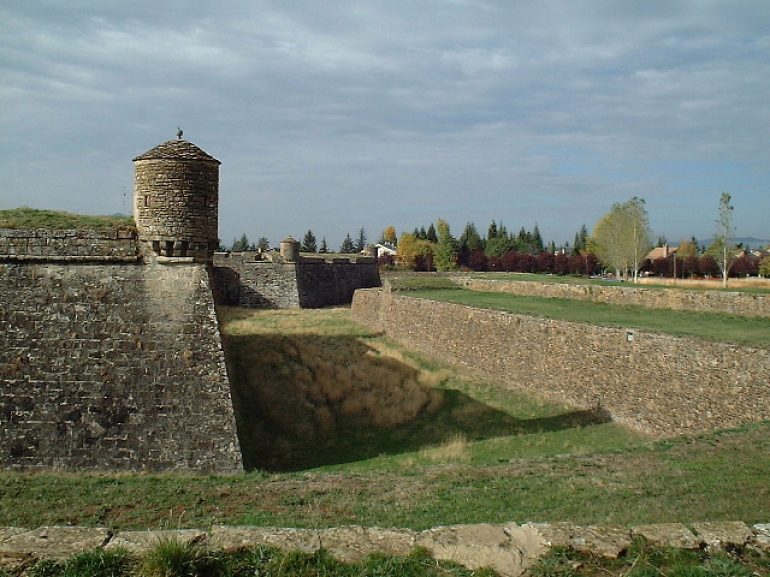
[697,236,770,249]
[0,207,135,232]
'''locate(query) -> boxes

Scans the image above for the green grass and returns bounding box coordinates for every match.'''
[408,288,770,346]
[14,540,770,577]
[24,544,494,577]
[529,539,769,577]
[469,271,770,293]
[385,274,461,291]
[2,309,770,531]
[219,307,639,471]
[0,207,135,231]
[384,270,770,294]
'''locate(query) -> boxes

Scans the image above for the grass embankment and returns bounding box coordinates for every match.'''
[388,276,770,346]
[0,207,135,231]
[472,271,770,293]
[2,308,770,531]
[220,307,634,472]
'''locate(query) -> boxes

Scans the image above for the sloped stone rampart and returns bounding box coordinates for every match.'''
[1,523,768,577]
[455,277,770,318]
[351,289,770,437]
[0,259,242,471]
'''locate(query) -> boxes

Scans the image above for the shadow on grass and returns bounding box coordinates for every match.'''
[224,333,610,471]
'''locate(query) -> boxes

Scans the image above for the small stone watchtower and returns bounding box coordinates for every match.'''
[133,137,221,263]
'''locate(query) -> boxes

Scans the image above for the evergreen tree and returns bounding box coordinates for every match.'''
[355,227,368,253]
[257,237,270,251]
[426,223,438,243]
[434,219,458,271]
[340,233,356,253]
[487,221,498,241]
[301,230,317,252]
[459,222,484,251]
[580,224,589,249]
[418,226,428,240]
[532,224,544,253]
[319,237,328,253]
[231,233,250,251]
[572,224,589,255]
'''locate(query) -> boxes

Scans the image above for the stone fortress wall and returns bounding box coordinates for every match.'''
[352,288,770,437]
[1,135,380,471]
[0,230,242,471]
[454,276,770,318]
[0,136,247,471]
[213,251,381,309]
[0,229,139,261]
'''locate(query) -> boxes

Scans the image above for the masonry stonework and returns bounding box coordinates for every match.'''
[0,247,242,471]
[212,252,380,309]
[1,134,384,470]
[352,289,770,437]
[1,137,243,471]
[133,139,220,263]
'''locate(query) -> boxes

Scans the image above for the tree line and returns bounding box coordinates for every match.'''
[382,193,769,283]
[223,228,369,255]
[385,219,597,274]
[223,193,768,283]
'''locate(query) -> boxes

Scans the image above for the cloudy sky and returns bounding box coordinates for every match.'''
[2,1,769,249]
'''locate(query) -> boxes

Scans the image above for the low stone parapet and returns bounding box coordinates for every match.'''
[0,229,139,262]
[1,522,768,577]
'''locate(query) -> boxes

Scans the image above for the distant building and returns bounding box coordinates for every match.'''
[375,242,398,259]
[646,244,678,261]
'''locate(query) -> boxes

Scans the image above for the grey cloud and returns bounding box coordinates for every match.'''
[1,0,768,247]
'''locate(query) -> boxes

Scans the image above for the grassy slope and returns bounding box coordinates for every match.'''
[1,308,769,531]
[472,271,770,293]
[0,207,135,231]
[408,288,770,346]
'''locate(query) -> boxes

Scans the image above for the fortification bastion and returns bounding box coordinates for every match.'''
[1,137,242,471]
[1,135,382,471]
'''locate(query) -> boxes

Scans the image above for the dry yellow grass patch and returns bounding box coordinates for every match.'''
[418,433,470,463]
[221,307,446,438]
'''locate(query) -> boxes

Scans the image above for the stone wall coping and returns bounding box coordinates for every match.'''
[0,229,136,240]
[0,254,140,263]
[155,256,196,264]
[0,522,768,576]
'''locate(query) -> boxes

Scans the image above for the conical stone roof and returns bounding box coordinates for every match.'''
[133,139,220,164]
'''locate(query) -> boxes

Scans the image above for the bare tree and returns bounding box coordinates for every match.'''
[712,192,735,287]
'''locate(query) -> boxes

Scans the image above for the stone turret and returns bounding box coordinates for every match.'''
[280,236,300,262]
[133,138,221,263]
